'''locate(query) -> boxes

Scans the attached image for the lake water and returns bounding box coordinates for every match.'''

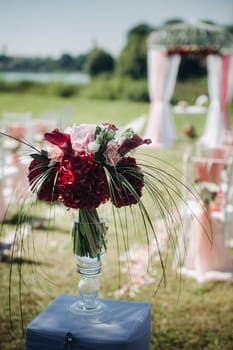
[0,71,90,85]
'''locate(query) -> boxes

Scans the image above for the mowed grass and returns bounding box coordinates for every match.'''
[0,85,233,350]
[0,92,149,126]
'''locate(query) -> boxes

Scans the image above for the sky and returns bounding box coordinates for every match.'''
[0,0,233,58]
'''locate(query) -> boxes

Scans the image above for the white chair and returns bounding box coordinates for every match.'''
[38,104,72,131]
[223,157,233,247]
[173,95,208,116]
[173,148,233,282]
[1,112,33,204]
[0,159,18,222]
[2,111,32,140]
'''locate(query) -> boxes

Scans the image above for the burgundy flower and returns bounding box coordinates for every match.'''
[44,129,72,157]
[28,159,59,202]
[118,134,151,157]
[58,153,110,209]
[110,156,144,208]
[102,123,118,131]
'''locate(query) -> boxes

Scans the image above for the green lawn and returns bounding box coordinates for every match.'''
[0,89,233,350]
[0,92,149,126]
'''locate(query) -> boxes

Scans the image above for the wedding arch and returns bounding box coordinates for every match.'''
[143,21,233,148]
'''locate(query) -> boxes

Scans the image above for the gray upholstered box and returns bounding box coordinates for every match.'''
[26,294,151,350]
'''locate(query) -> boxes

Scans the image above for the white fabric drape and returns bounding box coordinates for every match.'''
[144,50,181,147]
[199,54,233,149]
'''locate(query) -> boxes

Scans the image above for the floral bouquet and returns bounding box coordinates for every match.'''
[27,123,153,259]
[1,121,186,263]
[1,121,187,322]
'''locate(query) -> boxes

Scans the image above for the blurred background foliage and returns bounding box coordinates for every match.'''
[1,19,232,81]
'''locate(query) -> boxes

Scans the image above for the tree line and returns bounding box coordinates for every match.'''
[1,20,232,81]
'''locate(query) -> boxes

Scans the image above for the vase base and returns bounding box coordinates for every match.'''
[69,299,108,323]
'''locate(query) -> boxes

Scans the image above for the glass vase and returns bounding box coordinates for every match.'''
[69,217,108,323]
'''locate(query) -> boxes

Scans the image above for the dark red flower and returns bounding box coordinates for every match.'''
[58,153,109,209]
[118,134,151,157]
[102,123,118,131]
[44,129,72,157]
[59,160,75,185]
[28,159,59,202]
[110,156,144,208]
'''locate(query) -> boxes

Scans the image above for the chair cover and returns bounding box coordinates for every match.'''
[173,151,233,283]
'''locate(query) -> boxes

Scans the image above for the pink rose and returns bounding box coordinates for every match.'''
[47,144,64,164]
[104,141,121,166]
[69,124,96,153]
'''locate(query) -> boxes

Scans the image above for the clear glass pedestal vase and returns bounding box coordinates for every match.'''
[69,255,108,322]
[69,215,108,323]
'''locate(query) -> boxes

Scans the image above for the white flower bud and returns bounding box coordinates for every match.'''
[88,141,100,153]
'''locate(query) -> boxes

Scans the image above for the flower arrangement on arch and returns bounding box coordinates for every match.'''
[27,123,152,257]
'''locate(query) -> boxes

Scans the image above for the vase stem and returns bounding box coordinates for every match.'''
[79,276,100,309]
[77,255,101,310]
[69,255,108,322]
[69,217,108,322]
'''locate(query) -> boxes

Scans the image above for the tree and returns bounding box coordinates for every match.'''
[58,53,75,71]
[0,54,10,70]
[75,54,88,71]
[177,56,207,81]
[127,23,154,38]
[116,23,154,79]
[225,24,233,34]
[87,48,114,77]
[162,18,185,26]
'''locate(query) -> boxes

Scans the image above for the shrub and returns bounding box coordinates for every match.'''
[81,75,125,100]
[81,75,149,102]
[53,84,78,98]
[87,49,115,77]
[0,79,37,93]
[122,80,149,102]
